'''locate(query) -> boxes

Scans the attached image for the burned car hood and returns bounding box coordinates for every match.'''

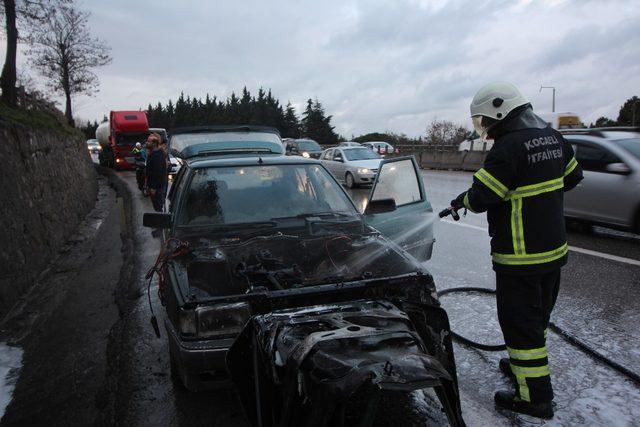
[171,226,424,301]
[227,300,464,426]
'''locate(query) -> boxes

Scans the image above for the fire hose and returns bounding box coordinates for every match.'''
[437,206,640,386]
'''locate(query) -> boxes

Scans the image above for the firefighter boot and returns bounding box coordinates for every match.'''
[499,358,516,382]
[494,390,554,419]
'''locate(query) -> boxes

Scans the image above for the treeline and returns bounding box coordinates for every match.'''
[590,96,640,128]
[81,88,341,144]
[146,88,340,145]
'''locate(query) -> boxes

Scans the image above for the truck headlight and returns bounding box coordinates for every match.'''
[196,302,251,339]
[357,168,370,174]
[302,152,310,158]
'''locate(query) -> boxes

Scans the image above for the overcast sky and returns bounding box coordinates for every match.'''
[7,0,640,136]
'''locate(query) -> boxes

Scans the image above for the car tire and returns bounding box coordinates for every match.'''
[345,172,356,189]
[634,209,640,234]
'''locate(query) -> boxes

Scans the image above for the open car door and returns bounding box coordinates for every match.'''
[363,156,435,262]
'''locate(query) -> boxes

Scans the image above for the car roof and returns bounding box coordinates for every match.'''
[340,146,368,150]
[170,125,284,158]
[187,154,320,169]
[561,127,640,140]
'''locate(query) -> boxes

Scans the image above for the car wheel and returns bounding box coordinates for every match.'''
[345,172,356,189]
[634,209,640,234]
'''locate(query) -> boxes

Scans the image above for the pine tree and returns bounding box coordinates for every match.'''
[301,99,338,145]
[282,102,300,138]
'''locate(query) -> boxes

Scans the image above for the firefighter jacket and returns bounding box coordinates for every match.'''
[462,106,584,275]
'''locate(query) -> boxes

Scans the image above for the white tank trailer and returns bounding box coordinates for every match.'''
[96,121,110,147]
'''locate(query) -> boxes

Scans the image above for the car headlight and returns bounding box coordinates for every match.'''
[195,302,251,339]
[179,309,197,336]
[357,168,370,174]
[302,151,310,158]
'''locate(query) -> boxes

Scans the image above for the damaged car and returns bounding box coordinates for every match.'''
[143,125,464,426]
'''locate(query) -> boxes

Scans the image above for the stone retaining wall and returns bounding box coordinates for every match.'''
[0,121,97,315]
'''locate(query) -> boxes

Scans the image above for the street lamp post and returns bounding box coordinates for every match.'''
[540,86,556,113]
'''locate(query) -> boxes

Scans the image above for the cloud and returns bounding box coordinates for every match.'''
[5,0,640,135]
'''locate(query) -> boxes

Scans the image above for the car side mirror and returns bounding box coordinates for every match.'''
[364,198,397,214]
[605,162,631,175]
[143,212,171,228]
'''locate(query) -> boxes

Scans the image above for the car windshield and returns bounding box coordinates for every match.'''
[612,138,640,160]
[177,164,357,227]
[116,133,148,146]
[297,140,321,151]
[344,148,381,161]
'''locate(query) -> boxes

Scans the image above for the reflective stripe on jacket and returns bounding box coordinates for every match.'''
[463,125,583,274]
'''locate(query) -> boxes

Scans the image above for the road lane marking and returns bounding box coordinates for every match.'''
[567,246,640,267]
[440,219,640,267]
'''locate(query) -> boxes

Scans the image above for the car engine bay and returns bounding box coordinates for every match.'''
[179,230,420,300]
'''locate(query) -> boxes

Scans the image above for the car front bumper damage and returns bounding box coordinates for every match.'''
[227,299,464,426]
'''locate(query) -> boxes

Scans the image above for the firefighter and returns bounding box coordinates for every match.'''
[450,82,583,419]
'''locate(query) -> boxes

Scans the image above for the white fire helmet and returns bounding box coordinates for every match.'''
[470,82,528,139]
[135,142,142,149]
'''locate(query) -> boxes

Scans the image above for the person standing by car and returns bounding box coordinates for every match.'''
[159,137,170,196]
[145,134,167,212]
[132,142,147,192]
[447,82,583,419]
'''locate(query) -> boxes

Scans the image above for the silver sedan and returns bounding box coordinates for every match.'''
[562,129,640,233]
[320,146,383,188]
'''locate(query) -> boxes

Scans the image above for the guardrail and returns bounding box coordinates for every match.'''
[319,143,489,171]
[392,144,488,171]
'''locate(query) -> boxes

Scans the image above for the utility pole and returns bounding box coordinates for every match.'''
[540,86,556,112]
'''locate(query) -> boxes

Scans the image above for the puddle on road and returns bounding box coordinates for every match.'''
[0,342,23,418]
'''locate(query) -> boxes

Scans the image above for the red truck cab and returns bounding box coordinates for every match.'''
[109,111,149,170]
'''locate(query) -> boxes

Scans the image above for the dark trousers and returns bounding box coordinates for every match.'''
[496,269,560,403]
[150,187,166,212]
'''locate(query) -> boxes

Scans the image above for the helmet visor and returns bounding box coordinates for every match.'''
[472,116,488,139]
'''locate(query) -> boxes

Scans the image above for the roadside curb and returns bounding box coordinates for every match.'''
[94,166,144,423]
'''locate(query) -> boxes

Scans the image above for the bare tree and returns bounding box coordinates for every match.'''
[425,119,469,147]
[27,2,111,125]
[1,0,55,106]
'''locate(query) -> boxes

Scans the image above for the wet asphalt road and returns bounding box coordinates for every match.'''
[349,170,640,425]
[118,167,640,426]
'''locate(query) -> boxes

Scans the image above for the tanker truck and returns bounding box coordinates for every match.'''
[96,110,149,170]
